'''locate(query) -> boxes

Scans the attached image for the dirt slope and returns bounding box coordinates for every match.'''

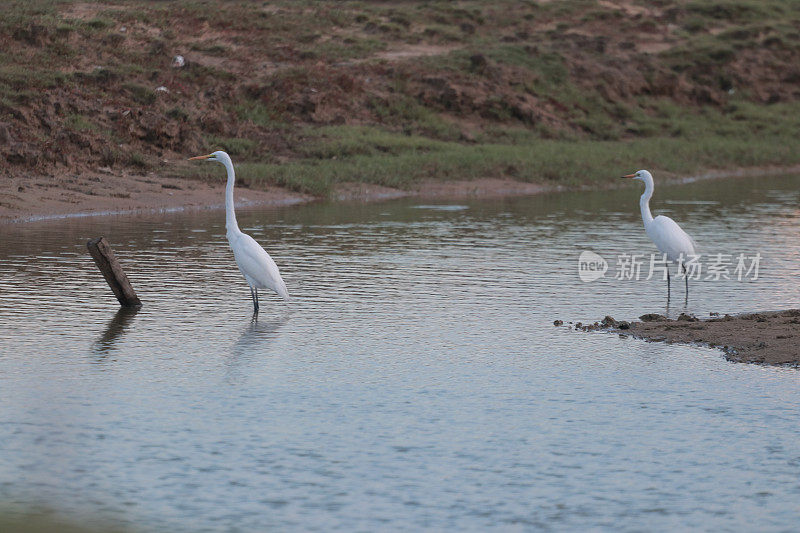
[1,0,800,215]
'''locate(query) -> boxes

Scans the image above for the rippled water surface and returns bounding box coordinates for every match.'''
[1,174,799,531]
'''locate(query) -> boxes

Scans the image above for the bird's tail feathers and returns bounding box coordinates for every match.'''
[276,280,291,301]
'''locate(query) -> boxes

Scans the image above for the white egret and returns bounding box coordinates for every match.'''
[189,150,289,313]
[622,169,698,298]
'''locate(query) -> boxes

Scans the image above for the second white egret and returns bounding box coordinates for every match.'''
[622,169,698,299]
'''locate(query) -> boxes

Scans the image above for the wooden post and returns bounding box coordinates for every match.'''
[87,236,142,307]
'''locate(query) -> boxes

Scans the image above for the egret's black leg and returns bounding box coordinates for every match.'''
[665,267,671,311]
[250,286,259,314]
[667,269,671,298]
[683,263,689,303]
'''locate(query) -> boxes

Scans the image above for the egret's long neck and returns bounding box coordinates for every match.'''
[639,178,654,226]
[639,176,654,226]
[223,158,240,234]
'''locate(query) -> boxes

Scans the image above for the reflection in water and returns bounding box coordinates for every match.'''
[665,293,688,316]
[226,315,288,383]
[233,315,289,355]
[92,306,140,357]
[233,315,287,358]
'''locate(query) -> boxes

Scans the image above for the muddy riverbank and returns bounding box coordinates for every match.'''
[571,311,800,367]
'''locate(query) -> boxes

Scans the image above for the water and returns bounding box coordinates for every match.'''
[1,174,799,531]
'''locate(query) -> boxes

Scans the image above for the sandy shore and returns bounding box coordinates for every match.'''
[2,164,799,224]
[0,170,311,223]
[570,311,800,366]
[0,169,555,223]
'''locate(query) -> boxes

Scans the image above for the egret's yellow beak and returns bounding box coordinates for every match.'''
[188,154,213,160]
[621,173,636,179]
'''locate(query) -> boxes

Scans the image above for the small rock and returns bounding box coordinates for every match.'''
[601,316,618,327]
[618,321,631,330]
[677,313,698,322]
[553,320,563,327]
[155,86,169,93]
[639,313,667,322]
[172,55,185,68]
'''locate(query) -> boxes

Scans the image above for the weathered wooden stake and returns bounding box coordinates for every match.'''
[87,236,142,307]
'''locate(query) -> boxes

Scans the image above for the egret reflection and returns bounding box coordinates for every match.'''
[225,315,289,383]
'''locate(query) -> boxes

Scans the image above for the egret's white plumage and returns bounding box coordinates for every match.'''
[623,169,698,296]
[189,150,289,312]
[229,231,289,299]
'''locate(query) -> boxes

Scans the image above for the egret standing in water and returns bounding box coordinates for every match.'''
[189,151,289,314]
[622,170,698,299]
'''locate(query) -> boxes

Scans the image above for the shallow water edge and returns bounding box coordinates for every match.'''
[4,163,800,225]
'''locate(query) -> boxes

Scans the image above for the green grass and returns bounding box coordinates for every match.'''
[298,125,451,158]
[184,100,800,197]
[684,0,791,22]
[121,82,155,105]
[0,64,68,99]
[367,95,462,140]
[64,113,97,132]
[206,136,258,157]
[302,36,387,61]
[231,101,287,128]
[127,151,150,169]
